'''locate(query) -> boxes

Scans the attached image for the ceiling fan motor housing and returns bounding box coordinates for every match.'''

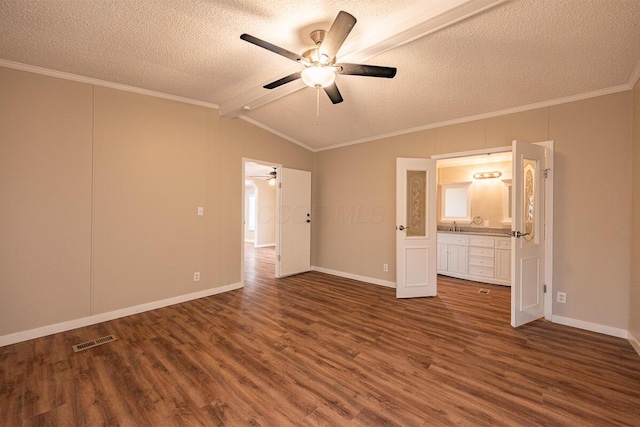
[310,29,326,45]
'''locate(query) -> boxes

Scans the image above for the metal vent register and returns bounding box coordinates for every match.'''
[72,335,117,352]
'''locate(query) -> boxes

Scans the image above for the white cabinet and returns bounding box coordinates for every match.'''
[448,245,468,274]
[494,237,511,282]
[468,236,495,280]
[437,234,467,275]
[437,232,511,286]
[437,243,448,271]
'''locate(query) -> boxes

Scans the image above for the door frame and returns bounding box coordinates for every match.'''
[241,158,282,286]
[431,142,554,321]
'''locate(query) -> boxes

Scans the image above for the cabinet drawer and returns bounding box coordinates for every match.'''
[468,236,494,248]
[469,265,495,278]
[469,256,494,268]
[437,234,467,246]
[469,247,494,258]
[495,237,511,249]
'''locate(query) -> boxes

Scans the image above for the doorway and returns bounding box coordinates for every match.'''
[430,141,554,325]
[241,160,313,285]
[243,160,279,280]
[432,141,553,326]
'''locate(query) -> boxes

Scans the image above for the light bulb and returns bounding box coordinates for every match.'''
[301,65,336,88]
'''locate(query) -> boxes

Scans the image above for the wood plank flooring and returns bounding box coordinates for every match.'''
[1,244,639,426]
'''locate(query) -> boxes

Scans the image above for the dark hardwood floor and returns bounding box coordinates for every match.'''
[1,245,639,426]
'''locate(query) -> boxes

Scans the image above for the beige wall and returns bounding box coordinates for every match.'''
[244,178,276,246]
[548,93,632,329]
[245,183,256,241]
[631,78,640,344]
[0,67,313,337]
[313,94,633,331]
[0,68,93,334]
[1,64,636,340]
[250,178,277,247]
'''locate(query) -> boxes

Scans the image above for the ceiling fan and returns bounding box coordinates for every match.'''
[249,167,277,185]
[240,11,397,104]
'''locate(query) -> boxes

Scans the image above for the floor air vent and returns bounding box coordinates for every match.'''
[478,288,491,294]
[72,335,117,352]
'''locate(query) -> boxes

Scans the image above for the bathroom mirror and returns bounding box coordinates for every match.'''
[501,179,512,225]
[441,182,471,222]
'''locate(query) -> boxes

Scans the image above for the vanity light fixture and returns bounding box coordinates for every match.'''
[473,171,502,179]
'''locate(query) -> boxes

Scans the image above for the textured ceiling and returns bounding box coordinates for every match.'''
[1,0,639,151]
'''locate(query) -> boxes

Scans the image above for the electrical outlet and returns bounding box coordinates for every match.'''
[193,272,200,282]
[557,291,566,303]
[197,207,204,216]
[383,264,388,272]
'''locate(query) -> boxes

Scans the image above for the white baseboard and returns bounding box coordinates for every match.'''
[254,243,276,248]
[551,315,628,339]
[0,282,243,347]
[629,331,640,357]
[312,266,396,289]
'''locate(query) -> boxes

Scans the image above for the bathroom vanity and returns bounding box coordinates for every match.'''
[437,231,511,286]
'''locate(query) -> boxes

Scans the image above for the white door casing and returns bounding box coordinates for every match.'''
[511,141,546,327]
[276,168,311,278]
[396,158,437,298]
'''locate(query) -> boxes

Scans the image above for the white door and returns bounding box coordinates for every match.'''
[511,141,546,327]
[396,158,437,298]
[276,168,311,278]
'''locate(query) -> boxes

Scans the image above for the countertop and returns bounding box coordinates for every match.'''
[437,227,511,238]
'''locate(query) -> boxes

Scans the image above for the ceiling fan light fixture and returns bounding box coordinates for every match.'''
[301,65,335,88]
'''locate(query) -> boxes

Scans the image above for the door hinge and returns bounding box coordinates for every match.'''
[544,284,547,293]
[278,182,282,189]
[277,255,281,261]
[544,168,551,178]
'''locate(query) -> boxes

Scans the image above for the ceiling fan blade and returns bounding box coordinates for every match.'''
[319,11,356,64]
[264,72,302,89]
[323,82,344,104]
[240,34,305,63]
[336,63,397,78]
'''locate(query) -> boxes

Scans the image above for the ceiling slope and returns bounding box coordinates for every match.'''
[1,0,639,150]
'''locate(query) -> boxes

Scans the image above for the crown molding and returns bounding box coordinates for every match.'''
[314,83,633,152]
[239,116,315,152]
[0,59,219,110]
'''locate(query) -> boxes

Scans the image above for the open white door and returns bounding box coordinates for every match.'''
[511,141,546,327]
[396,158,437,298]
[276,168,311,278]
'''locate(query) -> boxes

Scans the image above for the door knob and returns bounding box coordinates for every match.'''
[397,225,410,231]
[511,230,530,238]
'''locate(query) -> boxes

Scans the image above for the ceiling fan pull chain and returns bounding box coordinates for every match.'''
[316,87,320,125]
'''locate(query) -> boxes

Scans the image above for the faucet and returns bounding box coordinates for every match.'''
[452,221,457,232]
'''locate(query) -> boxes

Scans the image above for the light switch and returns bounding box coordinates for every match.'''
[197,207,204,216]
